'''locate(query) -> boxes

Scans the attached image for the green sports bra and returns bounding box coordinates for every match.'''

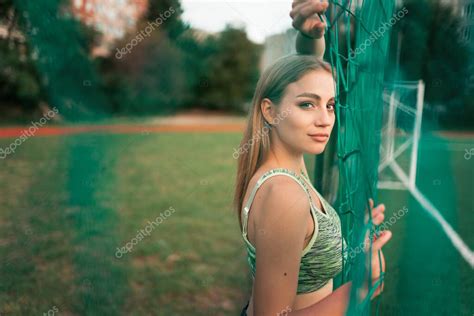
[241,168,347,294]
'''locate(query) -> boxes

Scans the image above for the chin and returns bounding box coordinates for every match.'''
[305,144,327,155]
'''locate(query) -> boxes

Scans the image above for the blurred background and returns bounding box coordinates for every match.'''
[0,0,472,315]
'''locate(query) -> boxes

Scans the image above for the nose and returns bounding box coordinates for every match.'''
[314,108,332,127]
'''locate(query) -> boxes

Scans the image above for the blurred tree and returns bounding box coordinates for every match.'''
[100,22,187,115]
[389,0,472,128]
[197,25,262,113]
[424,0,472,128]
[389,0,433,80]
[97,0,193,115]
[100,24,262,115]
[146,0,187,40]
[0,41,42,110]
[0,0,43,111]
[1,0,107,121]
[174,28,216,109]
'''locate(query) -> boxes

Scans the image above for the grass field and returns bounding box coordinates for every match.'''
[0,128,472,315]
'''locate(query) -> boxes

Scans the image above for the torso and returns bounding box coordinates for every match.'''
[241,166,336,315]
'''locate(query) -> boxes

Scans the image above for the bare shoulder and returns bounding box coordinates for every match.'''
[250,173,312,314]
[261,174,309,208]
[252,173,311,237]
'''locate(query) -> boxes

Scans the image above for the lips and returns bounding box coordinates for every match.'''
[308,133,329,142]
[308,133,329,137]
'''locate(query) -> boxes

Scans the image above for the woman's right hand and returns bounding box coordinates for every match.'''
[290,0,329,39]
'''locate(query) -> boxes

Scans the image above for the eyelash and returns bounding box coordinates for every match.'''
[299,102,336,111]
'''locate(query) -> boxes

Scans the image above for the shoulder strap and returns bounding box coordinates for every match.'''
[241,168,313,236]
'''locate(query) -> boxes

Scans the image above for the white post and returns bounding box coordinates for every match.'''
[409,80,424,190]
[386,89,397,163]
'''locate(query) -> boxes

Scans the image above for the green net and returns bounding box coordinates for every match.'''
[321,1,473,315]
[325,0,395,314]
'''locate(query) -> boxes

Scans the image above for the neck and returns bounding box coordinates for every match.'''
[262,140,307,176]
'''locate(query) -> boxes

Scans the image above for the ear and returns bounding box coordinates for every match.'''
[260,98,276,124]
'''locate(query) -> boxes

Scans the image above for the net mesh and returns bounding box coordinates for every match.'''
[325,1,396,314]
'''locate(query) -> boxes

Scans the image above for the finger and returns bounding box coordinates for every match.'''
[312,20,326,32]
[375,203,386,213]
[371,205,386,222]
[363,230,371,252]
[369,198,374,209]
[293,8,327,37]
[290,2,308,21]
[366,202,385,225]
[292,0,306,9]
[371,283,384,299]
[372,212,385,226]
[372,206,386,225]
[292,0,329,24]
[316,0,329,13]
[300,0,329,17]
[372,230,392,252]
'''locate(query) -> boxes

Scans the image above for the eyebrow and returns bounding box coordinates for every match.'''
[296,93,335,102]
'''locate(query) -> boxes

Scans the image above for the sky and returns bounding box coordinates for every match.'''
[180,0,294,43]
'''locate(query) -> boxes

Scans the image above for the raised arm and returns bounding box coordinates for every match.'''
[291,0,329,58]
[295,32,326,58]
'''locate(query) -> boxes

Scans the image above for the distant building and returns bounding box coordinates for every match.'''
[260,28,298,71]
[71,0,148,56]
[188,28,218,43]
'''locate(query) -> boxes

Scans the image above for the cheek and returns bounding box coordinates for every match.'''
[277,114,313,145]
[281,113,310,134]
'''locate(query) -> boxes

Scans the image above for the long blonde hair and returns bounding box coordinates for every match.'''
[233,54,333,231]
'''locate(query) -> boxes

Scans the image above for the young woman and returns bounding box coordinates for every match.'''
[233,1,392,315]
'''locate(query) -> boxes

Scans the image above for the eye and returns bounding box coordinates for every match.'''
[299,102,314,109]
[327,103,335,111]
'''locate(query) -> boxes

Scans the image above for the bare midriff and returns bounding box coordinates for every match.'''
[245,279,333,316]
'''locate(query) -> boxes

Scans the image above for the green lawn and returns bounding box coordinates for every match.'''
[0,130,472,315]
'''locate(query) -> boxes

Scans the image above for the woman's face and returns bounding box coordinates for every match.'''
[269,70,336,155]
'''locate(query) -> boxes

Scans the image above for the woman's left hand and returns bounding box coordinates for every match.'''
[365,198,385,227]
[363,198,391,300]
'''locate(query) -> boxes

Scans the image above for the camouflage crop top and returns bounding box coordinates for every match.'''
[241,168,347,294]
